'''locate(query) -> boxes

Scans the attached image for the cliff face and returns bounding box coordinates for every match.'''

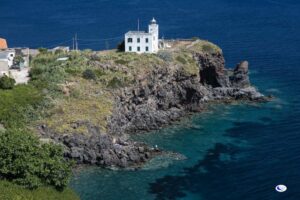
[38,40,268,169]
[108,51,265,136]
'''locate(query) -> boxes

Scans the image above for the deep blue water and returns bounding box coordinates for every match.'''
[1,0,300,199]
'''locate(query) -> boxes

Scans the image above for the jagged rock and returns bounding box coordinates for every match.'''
[230,61,250,88]
[38,46,268,169]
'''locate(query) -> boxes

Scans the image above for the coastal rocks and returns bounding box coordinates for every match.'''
[195,52,230,87]
[38,44,269,169]
[108,52,267,135]
[230,61,250,88]
[39,126,161,168]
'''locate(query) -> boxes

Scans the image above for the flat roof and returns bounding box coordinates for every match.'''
[125,31,152,36]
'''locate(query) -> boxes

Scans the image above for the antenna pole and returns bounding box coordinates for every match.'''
[138,18,140,31]
[75,33,78,51]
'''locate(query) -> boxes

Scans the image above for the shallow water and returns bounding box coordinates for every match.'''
[2,0,300,199]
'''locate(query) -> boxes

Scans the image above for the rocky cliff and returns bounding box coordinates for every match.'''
[38,40,268,169]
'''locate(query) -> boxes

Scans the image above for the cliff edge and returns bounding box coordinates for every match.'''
[34,40,268,168]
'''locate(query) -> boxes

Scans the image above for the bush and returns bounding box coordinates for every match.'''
[0,85,43,128]
[176,56,187,64]
[82,69,96,80]
[202,44,215,54]
[117,40,125,52]
[0,75,16,89]
[115,59,128,65]
[191,37,200,41]
[107,77,123,88]
[157,51,173,62]
[13,55,25,66]
[0,129,72,190]
[38,48,48,54]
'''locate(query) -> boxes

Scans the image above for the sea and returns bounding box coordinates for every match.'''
[1,0,300,199]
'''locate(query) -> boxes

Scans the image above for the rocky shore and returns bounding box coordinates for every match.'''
[38,40,270,169]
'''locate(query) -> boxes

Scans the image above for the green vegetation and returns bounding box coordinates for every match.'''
[0,39,221,199]
[0,180,79,200]
[187,40,222,54]
[82,69,96,80]
[0,75,16,89]
[0,52,76,197]
[13,55,25,66]
[176,55,187,64]
[0,84,42,128]
[0,129,72,190]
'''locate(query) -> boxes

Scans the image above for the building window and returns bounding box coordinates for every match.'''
[129,46,132,51]
[145,38,149,43]
[10,54,13,57]
[137,38,140,43]
[128,38,133,43]
[145,47,149,52]
[137,47,140,52]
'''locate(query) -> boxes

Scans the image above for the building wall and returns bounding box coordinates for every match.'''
[0,61,9,74]
[148,24,159,53]
[125,33,154,54]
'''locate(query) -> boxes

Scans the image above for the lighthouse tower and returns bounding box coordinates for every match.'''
[148,18,159,53]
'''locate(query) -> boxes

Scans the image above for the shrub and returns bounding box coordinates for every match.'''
[38,48,48,54]
[0,85,43,128]
[107,77,123,88]
[0,129,72,190]
[157,51,173,62]
[176,56,187,64]
[13,55,25,66]
[115,59,128,65]
[117,40,125,52]
[0,75,16,89]
[82,69,96,80]
[202,44,215,54]
[54,49,64,55]
[191,37,200,41]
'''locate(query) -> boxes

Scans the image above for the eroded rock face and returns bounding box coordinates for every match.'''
[39,126,160,168]
[39,48,268,169]
[108,52,267,136]
[230,61,250,88]
[195,52,230,87]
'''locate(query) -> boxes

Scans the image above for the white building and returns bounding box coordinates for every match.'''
[0,50,15,74]
[125,18,159,54]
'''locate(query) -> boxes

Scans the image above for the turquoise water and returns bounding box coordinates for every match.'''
[70,95,292,199]
[1,0,300,199]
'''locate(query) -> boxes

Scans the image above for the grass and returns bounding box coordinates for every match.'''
[29,39,222,135]
[42,78,113,134]
[0,180,80,200]
[0,85,43,128]
[187,40,222,54]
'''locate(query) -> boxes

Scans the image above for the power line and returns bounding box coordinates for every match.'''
[77,36,123,42]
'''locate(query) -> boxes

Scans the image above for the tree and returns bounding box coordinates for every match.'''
[82,69,96,80]
[0,75,16,89]
[13,55,25,67]
[117,40,125,52]
[0,129,72,190]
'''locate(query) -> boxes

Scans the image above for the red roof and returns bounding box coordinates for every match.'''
[0,38,8,49]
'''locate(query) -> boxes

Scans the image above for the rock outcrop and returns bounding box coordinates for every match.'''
[108,52,267,135]
[38,41,269,169]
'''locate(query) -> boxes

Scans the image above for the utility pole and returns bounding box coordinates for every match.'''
[75,33,78,51]
[72,36,75,51]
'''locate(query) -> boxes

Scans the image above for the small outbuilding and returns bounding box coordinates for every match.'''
[0,38,8,49]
